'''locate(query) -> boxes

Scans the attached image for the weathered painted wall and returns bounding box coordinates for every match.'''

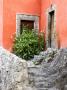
[3,0,41,51]
[41,0,67,48]
[3,0,67,50]
[0,0,3,46]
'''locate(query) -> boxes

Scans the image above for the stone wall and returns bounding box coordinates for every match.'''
[0,47,34,90]
[0,46,67,90]
[28,48,67,90]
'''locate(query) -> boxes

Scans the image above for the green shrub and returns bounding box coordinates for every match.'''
[39,33,45,51]
[13,28,44,60]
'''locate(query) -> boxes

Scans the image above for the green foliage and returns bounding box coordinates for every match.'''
[13,28,44,60]
[39,33,45,51]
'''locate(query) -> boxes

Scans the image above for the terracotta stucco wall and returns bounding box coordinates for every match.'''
[41,0,67,48]
[0,0,3,46]
[3,0,41,51]
[3,0,67,50]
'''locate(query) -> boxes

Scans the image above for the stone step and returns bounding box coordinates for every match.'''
[28,71,43,76]
[28,71,49,76]
[28,68,57,77]
[28,67,48,73]
[34,81,54,89]
[28,68,42,73]
[28,62,50,68]
[29,76,48,82]
[28,65,41,69]
[37,88,48,90]
[34,82,47,88]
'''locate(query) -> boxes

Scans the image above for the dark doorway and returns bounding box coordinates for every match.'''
[48,10,55,48]
[20,20,34,34]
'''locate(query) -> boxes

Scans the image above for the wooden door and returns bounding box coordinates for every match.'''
[48,11,54,48]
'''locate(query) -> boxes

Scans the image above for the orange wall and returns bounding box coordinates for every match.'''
[3,0,41,51]
[3,0,67,50]
[41,0,67,48]
[0,0,3,46]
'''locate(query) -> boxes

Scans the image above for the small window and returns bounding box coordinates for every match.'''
[20,20,34,34]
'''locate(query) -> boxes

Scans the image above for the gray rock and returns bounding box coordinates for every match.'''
[33,48,58,64]
[28,48,67,90]
[0,47,34,90]
[0,46,67,90]
[64,85,67,90]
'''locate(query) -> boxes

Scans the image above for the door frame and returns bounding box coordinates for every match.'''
[46,4,58,49]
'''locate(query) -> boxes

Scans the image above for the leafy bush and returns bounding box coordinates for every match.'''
[39,33,45,51]
[13,28,44,60]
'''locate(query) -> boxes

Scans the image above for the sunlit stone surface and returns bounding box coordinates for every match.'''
[0,47,34,90]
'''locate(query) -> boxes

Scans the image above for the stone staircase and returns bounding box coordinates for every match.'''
[27,61,51,90]
[27,48,67,90]
[27,48,57,90]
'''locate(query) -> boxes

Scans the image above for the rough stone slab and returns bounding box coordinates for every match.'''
[0,47,34,90]
[28,48,67,90]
